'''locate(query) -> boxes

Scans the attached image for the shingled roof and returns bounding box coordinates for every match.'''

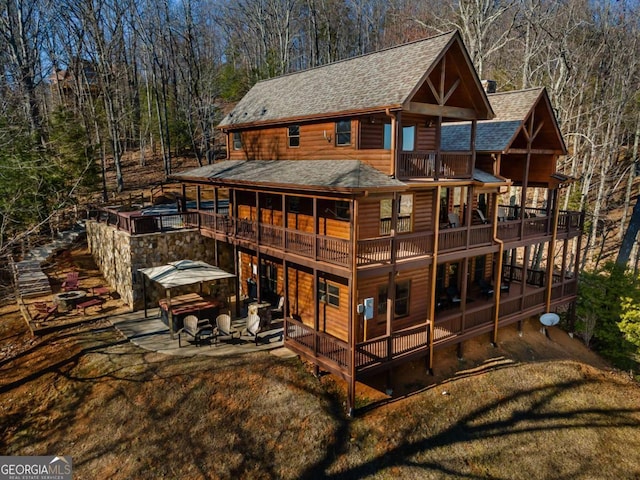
[219,31,466,128]
[171,160,407,192]
[441,121,522,152]
[441,88,558,152]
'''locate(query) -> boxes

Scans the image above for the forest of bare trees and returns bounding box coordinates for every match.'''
[1,0,639,271]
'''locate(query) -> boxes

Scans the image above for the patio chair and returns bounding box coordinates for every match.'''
[270,296,285,320]
[33,302,57,321]
[246,313,262,345]
[474,209,489,224]
[178,315,214,347]
[215,313,239,342]
[62,271,79,292]
[448,212,461,228]
[446,284,462,306]
[478,279,494,299]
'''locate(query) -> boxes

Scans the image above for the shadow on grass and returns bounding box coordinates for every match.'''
[300,371,640,480]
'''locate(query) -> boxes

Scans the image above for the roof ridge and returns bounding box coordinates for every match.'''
[253,30,457,85]
[488,86,544,97]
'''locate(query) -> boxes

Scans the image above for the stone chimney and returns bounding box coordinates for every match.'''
[481,79,497,94]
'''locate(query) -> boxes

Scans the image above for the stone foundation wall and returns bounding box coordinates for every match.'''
[86,221,234,310]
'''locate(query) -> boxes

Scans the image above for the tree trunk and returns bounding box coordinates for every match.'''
[616,196,640,268]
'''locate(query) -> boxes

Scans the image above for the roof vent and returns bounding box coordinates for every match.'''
[481,79,497,94]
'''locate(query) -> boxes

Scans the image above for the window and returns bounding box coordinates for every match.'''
[397,194,413,233]
[395,280,411,317]
[319,280,340,307]
[379,198,392,235]
[336,120,351,146]
[383,123,392,150]
[402,125,415,151]
[335,200,350,220]
[379,194,413,235]
[288,125,300,147]
[233,132,242,150]
[377,280,411,318]
[288,197,300,213]
[377,285,388,315]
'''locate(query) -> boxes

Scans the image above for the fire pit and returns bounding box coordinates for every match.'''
[54,290,87,312]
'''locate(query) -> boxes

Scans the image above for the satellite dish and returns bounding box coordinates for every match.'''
[540,313,560,327]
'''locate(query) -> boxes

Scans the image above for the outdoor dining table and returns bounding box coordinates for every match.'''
[159,293,221,331]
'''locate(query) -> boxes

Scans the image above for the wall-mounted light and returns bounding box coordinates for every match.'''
[425,118,434,127]
[323,130,332,143]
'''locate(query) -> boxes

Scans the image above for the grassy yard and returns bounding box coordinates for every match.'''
[1,303,639,479]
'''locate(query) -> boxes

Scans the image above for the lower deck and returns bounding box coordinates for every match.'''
[284,276,577,380]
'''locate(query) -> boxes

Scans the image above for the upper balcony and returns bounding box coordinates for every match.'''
[497,205,583,243]
[397,151,472,180]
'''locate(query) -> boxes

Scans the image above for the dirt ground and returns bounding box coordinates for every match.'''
[2,279,639,480]
[1,154,638,478]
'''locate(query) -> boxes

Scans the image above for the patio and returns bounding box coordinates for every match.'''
[111,308,293,358]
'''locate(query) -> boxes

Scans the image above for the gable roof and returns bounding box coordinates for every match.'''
[441,88,566,153]
[219,31,492,128]
[171,160,407,193]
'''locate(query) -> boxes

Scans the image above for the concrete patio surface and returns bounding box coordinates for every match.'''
[110,308,297,358]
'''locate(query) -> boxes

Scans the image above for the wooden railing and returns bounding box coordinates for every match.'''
[397,151,472,179]
[558,210,583,235]
[356,232,432,265]
[438,224,492,252]
[285,317,350,370]
[355,323,429,371]
[357,238,392,265]
[379,216,412,235]
[91,208,199,234]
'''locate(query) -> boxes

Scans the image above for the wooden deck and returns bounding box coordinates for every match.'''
[284,276,577,378]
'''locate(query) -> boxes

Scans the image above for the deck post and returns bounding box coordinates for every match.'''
[428,185,442,374]
[545,188,560,312]
[492,192,504,345]
[349,198,359,415]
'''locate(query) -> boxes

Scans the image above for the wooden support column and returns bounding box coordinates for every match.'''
[428,186,442,374]
[167,289,174,339]
[181,184,187,212]
[234,245,241,318]
[520,113,534,238]
[465,186,473,248]
[470,119,477,173]
[313,198,317,261]
[196,185,201,210]
[492,191,504,346]
[521,245,530,310]
[460,257,469,330]
[435,116,442,180]
[545,188,560,312]
[348,197,359,417]
[141,270,148,318]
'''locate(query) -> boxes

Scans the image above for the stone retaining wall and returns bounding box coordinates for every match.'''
[87,221,233,310]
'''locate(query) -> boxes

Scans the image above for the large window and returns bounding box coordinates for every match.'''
[233,132,242,150]
[402,125,415,151]
[383,123,392,150]
[379,194,414,235]
[377,280,411,318]
[319,280,340,307]
[288,125,300,147]
[336,120,351,146]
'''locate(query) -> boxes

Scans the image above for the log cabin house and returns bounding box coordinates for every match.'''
[161,31,583,414]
